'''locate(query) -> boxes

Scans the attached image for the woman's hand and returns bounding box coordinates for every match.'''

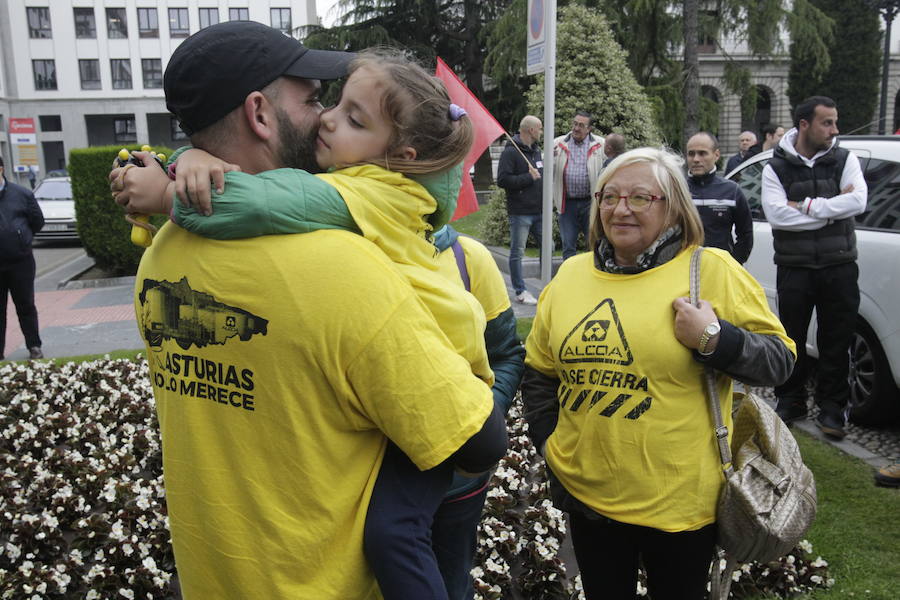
[109,153,173,216]
[174,148,241,215]
[672,297,719,352]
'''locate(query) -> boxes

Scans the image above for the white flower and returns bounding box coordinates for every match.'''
[119,589,135,599]
[142,556,157,571]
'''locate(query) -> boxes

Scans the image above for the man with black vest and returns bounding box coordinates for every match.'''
[686,131,753,264]
[762,96,867,439]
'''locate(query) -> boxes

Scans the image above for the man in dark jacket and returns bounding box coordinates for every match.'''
[497,115,543,305]
[686,132,754,264]
[761,96,867,440]
[0,156,45,360]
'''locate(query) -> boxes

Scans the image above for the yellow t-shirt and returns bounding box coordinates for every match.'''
[437,235,511,321]
[525,247,794,532]
[135,225,494,599]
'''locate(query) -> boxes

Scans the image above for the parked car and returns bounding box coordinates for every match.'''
[726,135,900,425]
[33,176,79,241]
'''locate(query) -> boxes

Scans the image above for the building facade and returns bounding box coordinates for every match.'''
[700,15,900,160]
[0,0,316,186]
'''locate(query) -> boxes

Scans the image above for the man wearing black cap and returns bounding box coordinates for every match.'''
[117,22,500,599]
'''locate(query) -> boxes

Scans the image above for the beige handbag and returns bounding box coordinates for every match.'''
[689,248,818,599]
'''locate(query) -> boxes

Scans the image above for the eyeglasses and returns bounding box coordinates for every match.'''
[596,191,664,212]
[572,121,590,130]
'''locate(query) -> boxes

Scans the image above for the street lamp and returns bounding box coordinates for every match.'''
[866,0,900,134]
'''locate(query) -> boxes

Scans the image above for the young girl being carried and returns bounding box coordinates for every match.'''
[124,50,505,600]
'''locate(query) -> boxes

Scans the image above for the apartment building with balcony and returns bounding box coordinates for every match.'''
[0,1,316,186]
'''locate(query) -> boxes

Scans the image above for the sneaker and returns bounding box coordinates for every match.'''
[874,463,900,488]
[515,290,538,305]
[816,411,846,440]
[28,346,43,360]
[775,398,808,425]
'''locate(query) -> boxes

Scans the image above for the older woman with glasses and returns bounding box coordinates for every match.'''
[522,147,796,599]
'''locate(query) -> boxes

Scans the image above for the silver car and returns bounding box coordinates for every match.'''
[727,135,900,425]
[33,176,79,241]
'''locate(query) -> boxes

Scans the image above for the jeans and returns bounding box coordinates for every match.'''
[774,262,860,419]
[568,511,717,600]
[0,254,41,357]
[364,442,454,600]
[508,213,542,295]
[432,485,489,600]
[558,198,592,260]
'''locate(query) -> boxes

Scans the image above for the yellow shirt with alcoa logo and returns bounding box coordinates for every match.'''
[525,247,793,532]
[135,225,494,599]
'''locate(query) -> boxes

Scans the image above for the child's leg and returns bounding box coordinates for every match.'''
[365,441,454,600]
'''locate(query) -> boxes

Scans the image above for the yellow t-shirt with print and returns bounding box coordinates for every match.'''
[525,247,793,532]
[136,225,494,599]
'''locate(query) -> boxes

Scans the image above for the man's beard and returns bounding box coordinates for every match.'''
[275,107,321,173]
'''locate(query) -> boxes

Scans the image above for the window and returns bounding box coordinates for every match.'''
[114,117,137,143]
[27,7,52,38]
[698,10,719,54]
[169,8,189,37]
[106,8,128,38]
[859,158,900,232]
[229,8,249,21]
[171,117,189,141]
[74,7,96,38]
[728,160,766,220]
[137,8,158,38]
[79,59,101,90]
[270,8,291,33]
[110,59,132,89]
[142,59,163,89]
[199,8,219,29]
[39,115,62,132]
[32,60,57,90]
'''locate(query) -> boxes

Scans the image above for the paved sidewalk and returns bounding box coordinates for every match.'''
[3,253,142,361]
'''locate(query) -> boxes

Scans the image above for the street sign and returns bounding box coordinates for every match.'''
[526,0,546,75]
[9,117,38,170]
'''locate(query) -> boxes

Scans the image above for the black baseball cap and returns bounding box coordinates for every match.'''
[165,21,354,135]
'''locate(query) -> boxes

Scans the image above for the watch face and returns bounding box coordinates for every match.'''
[706,322,721,335]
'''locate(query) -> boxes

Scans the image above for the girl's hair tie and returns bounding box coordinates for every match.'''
[449,103,467,121]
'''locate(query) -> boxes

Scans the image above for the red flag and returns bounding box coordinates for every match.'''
[435,57,506,220]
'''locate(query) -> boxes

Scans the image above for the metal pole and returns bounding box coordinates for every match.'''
[540,0,556,284]
[879,12,892,134]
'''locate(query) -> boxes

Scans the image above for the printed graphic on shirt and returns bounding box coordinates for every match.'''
[137,277,268,351]
[558,298,632,365]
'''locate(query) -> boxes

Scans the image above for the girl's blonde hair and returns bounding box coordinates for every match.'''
[349,49,474,175]
[588,147,705,250]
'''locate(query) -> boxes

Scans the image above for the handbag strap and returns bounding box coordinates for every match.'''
[689,247,734,475]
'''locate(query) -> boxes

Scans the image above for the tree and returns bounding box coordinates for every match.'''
[787,0,881,133]
[525,4,660,146]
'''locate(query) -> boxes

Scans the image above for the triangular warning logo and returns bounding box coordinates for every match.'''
[558,298,633,365]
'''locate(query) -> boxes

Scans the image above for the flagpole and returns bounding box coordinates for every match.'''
[540,0,557,284]
[504,132,535,166]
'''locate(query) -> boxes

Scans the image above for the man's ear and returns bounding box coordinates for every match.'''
[243,91,276,141]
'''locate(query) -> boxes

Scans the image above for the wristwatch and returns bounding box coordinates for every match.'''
[698,320,721,355]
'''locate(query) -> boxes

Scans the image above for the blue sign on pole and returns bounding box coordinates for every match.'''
[526,0,545,75]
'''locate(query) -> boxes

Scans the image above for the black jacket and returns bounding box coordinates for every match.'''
[496,135,543,215]
[0,177,44,264]
[688,170,754,264]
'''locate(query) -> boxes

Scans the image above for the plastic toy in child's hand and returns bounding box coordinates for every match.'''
[116,146,168,247]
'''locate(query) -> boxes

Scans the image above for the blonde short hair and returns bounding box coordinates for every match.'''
[588,147,705,250]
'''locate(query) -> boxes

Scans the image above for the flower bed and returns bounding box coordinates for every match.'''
[1,358,833,599]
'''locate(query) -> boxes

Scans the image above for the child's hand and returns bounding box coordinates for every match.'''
[174,149,242,216]
[109,157,173,215]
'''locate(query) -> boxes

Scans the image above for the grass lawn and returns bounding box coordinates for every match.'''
[775,432,900,599]
[451,209,487,238]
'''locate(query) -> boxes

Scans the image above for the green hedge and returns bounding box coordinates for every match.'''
[69,145,172,275]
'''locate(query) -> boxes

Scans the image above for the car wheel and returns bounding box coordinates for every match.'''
[848,320,900,426]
